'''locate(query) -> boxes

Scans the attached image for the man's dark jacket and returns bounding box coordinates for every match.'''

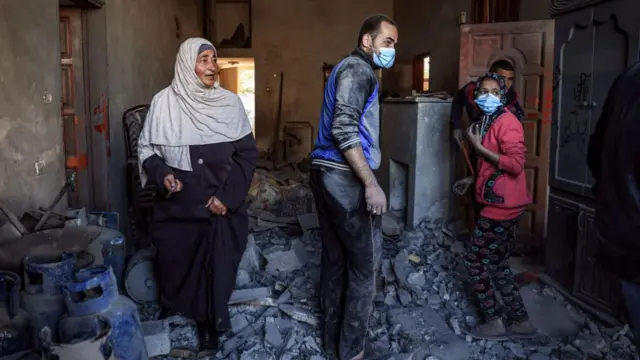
[587,62,640,281]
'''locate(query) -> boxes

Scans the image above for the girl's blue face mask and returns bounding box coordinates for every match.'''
[373,47,396,69]
[475,93,502,114]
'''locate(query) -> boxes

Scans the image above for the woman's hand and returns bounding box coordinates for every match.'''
[466,123,483,150]
[206,196,227,216]
[163,174,183,193]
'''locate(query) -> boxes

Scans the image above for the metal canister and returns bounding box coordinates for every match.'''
[125,247,158,304]
[86,227,127,293]
[20,252,74,347]
[0,271,31,357]
[41,316,116,360]
[59,265,148,360]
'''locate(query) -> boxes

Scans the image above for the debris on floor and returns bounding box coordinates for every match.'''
[174,204,638,359]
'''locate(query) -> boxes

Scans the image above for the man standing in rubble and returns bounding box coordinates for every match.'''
[309,14,398,360]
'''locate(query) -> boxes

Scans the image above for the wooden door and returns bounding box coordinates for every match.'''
[60,8,91,208]
[458,20,555,248]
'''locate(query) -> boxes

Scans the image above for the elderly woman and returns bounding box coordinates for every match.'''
[137,37,257,351]
[462,73,535,340]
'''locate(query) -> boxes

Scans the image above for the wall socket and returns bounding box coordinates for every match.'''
[35,161,45,176]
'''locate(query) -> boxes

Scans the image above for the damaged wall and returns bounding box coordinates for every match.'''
[218,0,394,151]
[105,0,202,231]
[0,1,65,215]
[390,0,551,96]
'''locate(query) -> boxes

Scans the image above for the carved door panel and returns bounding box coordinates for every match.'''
[549,8,594,196]
[574,205,623,318]
[458,20,555,248]
[60,8,91,208]
[550,5,633,196]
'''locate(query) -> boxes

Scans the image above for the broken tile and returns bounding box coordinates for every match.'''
[264,317,283,348]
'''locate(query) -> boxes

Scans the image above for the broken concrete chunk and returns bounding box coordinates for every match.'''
[382,212,404,237]
[264,317,284,348]
[508,342,526,359]
[303,336,322,352]
[278,304,318,326]
[297,213,320,231]
[230,314,250,334]
[397,288,412,306]
[240,344,271,360]
[228,287,272,305]
[381,259,396,284]
[235,269,251,288]
[239,234,265,271]
[407,272,426,288]
[393,250,412,286]
[141,319,170,357]
[274,317,295,331]
[264,241,305,274]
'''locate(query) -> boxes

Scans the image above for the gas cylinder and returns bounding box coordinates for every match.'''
[20,252,74,348]
[41,316,116,360]
[86,226,127,293]
[0,271,31,357]
[59,265,148,360]
[125,247,158,304]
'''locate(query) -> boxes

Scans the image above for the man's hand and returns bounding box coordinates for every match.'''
[466,124,483,150]
[453,176,475,196]
[163,174,183,193]
[365,183,387,215]
[206,196,227,216]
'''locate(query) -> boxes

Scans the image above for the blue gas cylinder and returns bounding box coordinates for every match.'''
[87,226,127,293]
[58,265,148,360]
[0,271,31,357]
[20,252,74,348]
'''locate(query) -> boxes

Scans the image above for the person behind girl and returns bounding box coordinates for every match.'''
[463,72,535,340]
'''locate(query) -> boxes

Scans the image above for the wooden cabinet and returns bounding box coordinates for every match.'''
[545,194,580,291]
[574,206,623,317]
[546,0,639,319]
[549,0,639,196]
[546,191,623,317]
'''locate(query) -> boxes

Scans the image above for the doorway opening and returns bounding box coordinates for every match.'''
[412,53,431,93]
[422,55,430,91]
[217,57,255,132]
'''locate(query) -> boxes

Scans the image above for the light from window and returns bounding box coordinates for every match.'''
[423,56,430,91]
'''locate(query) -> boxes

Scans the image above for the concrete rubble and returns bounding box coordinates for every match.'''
[139,166,640,359]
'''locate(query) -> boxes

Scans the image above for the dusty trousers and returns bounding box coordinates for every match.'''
[310,166,382,360]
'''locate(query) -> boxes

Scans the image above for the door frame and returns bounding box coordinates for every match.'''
[60,3,110,211]
[60,7,93,208]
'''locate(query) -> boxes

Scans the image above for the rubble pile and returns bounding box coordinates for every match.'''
[173,167,640,360]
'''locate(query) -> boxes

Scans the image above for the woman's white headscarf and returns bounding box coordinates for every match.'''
[137,37,252,187]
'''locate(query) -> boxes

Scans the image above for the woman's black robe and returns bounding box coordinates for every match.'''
[143,133,257,330]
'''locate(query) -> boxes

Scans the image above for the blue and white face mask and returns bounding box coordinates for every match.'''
[373,47,396,69]
[475,93,502,114]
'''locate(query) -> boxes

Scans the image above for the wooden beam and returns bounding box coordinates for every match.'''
[70,0,104,8]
